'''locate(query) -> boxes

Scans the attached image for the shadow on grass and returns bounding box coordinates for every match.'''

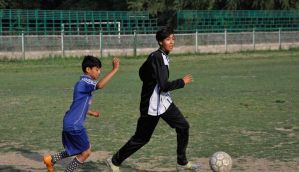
[82,160,153,172]
[1,146,152,171]
[0,165,26,172]
[81,161,103,172]
[18,148,43,162]
[81,160,152,172]
[2,147,109,171]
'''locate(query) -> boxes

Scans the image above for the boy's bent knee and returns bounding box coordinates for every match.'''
[176,121,190,133]
[77,148,91,162]
[179,120,190,130]
[185,121,190,129]
[83,149,92,157]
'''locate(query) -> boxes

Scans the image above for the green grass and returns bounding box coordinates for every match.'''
[0,50,299,166]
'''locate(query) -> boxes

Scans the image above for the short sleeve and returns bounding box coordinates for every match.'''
[79,78,97,93]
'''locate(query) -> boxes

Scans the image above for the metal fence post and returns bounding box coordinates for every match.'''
[195,29,198,53]
[100,30,103,58]
[224,29,227,52]
[61,25,65,57]
[253,28,256,50]
[21,31,25,60]
[133,30,137,57]
[278,28,281,50]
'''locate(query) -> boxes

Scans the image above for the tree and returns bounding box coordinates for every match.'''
[127,0,176,26]
[0,0,8,8]
[252,0,275,9]
[249,0,299,10]
[225,0,240,10]
[169,0,299,10]
[0,0,42,9]
[128,0,168,16]
[2,0,299,10]
[277,0,299,9]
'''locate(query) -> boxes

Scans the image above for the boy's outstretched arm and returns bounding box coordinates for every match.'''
[96,57,120,89]
[88,110,100,117]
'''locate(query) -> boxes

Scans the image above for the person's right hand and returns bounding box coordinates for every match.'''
[112,57,120,71]
[182,74,193,85]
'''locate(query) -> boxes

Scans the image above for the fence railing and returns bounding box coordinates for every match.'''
[1,29,299,60]
[0,9,158,35]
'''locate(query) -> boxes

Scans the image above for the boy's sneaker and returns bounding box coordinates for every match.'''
[43,155,54,172]
[106,157,120,172]
[176,161,201,171]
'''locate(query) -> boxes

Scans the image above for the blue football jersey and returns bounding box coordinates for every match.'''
[63,75,97,131]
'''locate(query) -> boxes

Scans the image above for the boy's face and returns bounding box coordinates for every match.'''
[86,66,101,79]
[159,34,175,53]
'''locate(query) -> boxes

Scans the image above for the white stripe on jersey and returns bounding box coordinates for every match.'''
[81,77,97,86]
[162,54,169,66]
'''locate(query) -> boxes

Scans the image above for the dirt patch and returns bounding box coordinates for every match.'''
[232,157,299,172]
[0,151,298,171]
[0,150,110,172]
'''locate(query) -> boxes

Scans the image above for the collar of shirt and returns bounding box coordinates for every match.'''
[158,48,169,55]
[80,74,92,80]
[159,49,170,66]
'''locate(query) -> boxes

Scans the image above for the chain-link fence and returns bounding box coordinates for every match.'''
[1,29,299,59]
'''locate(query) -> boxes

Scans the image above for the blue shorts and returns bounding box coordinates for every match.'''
[62,128,90,156]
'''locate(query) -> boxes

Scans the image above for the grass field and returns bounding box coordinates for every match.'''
[0,49,299,171]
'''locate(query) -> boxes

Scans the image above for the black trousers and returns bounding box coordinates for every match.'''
[112,103,190,166]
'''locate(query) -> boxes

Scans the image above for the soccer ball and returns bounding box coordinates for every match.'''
[209,151,232,172]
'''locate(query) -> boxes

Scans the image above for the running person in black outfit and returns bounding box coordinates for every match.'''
[106,27,200,172]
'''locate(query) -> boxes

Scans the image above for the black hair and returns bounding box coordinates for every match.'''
[82,55,102,73]
[156,26,174,45]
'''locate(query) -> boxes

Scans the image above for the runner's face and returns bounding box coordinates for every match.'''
[160,34,175,53]
[87,67,101,79]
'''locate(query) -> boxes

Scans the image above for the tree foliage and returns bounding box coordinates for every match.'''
[0,0,298,10]
[127,0,299,11]
[1,0,298,27]
[0,0,127,10]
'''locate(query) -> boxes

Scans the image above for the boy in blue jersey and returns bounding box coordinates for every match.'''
[43,55,120,172]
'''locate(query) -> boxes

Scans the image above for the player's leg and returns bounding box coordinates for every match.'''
[43,130,72,172]
[51,150,70,162]
[43,150,70,172]
[62,129,91,172]
[161,104,200,170]
[161,104,189,165]
[76,147,91,162]
[64,147,91,172]
[108,115,159,168]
